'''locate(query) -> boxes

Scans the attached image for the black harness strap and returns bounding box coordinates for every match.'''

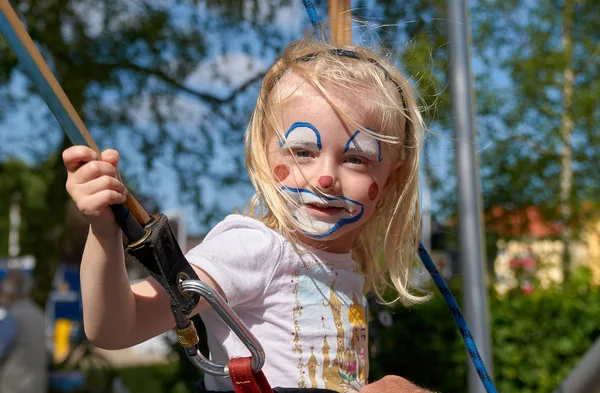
[125,214,200,315]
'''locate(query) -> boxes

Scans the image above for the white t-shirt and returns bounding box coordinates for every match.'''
[186,214,368,392]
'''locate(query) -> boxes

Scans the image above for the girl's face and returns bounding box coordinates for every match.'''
[267,76,401,253]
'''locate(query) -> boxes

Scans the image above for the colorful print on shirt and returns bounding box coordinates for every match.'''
[290,258,368,392]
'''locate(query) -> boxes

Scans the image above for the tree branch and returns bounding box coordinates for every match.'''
[105,62,265,106]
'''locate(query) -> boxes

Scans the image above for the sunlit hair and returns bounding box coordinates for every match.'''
[244,38,427,306]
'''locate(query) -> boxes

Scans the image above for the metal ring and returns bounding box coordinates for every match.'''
[176,272,192,299]
[144,214,161,229]
[180,280,265,375]
[126,228,152,249]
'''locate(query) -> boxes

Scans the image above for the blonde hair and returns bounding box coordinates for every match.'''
[244,38,426,306]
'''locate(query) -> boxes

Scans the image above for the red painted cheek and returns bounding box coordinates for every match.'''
[273,164,290,181]
[368,182,379,201]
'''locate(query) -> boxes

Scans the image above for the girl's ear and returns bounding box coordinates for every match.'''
[384,160,405,189]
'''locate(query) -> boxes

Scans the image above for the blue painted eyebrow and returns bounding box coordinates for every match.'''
[343,130,383,162]
[279,122,322,150]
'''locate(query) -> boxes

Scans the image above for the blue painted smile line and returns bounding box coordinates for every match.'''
[281,186,364,239]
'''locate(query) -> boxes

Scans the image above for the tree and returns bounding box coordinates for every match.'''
[0,158,64,304]
[0,0,301,302]
[1,0,299,223]
[473,0,600,278]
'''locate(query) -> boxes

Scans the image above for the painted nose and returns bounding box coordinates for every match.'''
[318,175,334,189]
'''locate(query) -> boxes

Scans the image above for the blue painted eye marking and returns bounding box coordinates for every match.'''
[280,186,364,239]
[279,122,322,150]
[343,130,383,162]
[343,131,360,153]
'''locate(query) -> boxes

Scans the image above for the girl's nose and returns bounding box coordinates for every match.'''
[318,175,334,189]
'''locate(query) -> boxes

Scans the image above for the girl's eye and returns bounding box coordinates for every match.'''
[346,156,367,165]
[294,150,313,159]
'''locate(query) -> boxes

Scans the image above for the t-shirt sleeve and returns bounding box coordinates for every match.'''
[185,215,282,308]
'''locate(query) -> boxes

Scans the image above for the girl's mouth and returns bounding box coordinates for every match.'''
[306,203,356,216]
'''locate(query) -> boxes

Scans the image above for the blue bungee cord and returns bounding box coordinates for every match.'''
[301,0,323,36]
[299,3,499,392]
[418,243,498,393]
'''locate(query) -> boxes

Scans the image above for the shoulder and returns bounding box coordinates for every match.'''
[206,214,276,238]
[186,215,284,307]
[190,214,281,254]
[186,214,285,270]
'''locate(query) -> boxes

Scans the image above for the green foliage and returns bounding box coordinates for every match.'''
[370,270,600,393]
[491,269,600,393]
[159,315,209,393]
[369,281,467,393]
[0,155,68,305]
[118,363,180,393]
[473,0,599,217]
[117,316,209,393]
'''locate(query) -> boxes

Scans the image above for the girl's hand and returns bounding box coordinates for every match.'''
[63,146,127,230]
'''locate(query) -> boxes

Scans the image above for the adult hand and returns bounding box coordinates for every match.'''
[360,375,436,393]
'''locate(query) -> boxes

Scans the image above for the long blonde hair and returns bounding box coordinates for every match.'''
[244,38,426,306]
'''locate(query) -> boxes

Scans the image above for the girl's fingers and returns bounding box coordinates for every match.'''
[101,149,123,182]
[77,190,127,217]
[79,175,127,197]
[63,146,99,173]
[64,147,128,221]
[71,160,119,184]
[101,149,120,169]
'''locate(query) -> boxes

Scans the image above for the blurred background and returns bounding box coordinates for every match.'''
[0,0,598,392]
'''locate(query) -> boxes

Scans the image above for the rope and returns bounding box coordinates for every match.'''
[301,0,323,37]
[418,242,499,393]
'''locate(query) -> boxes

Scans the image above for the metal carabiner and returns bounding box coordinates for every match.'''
[177,279,265,377]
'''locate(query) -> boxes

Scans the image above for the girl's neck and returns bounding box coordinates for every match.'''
[295,230,359,254]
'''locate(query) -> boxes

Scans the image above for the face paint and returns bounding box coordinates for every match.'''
[318,175,334,188]
[368,182,379,201]
[280,122,322,150]
[274,164,290,181]
[281,186,364,239]
[344,131,382,162]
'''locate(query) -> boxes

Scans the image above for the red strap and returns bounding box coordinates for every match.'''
[228,357,274,393]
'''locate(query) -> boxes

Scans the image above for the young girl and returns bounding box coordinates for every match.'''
[63,38,427,393]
